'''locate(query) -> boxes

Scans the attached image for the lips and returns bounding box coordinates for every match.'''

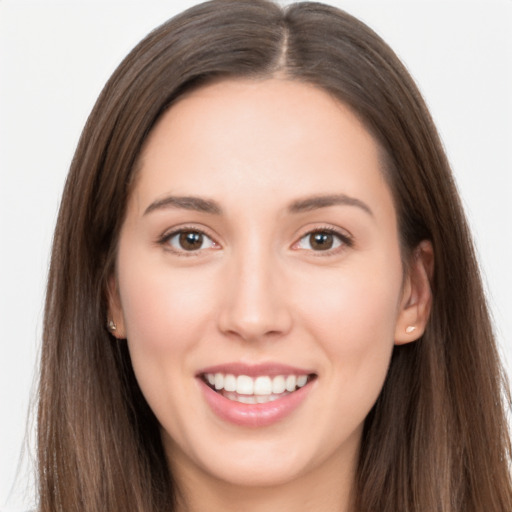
[197,363,317,427]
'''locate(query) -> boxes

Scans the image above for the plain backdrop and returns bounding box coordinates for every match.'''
[1,1,511,510]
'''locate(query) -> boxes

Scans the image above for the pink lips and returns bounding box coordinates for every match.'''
[197,362,316,428]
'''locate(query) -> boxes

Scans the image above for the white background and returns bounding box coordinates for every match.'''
[1,1,511,510]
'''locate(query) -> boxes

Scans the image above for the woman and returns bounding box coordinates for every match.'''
[36,1,511,511]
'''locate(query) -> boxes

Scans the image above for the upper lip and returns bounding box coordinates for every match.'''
[196,362,316,378]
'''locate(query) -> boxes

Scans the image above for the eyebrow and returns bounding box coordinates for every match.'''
[288,194,373,216]
[144,195,223,216]
[143,193,373,217]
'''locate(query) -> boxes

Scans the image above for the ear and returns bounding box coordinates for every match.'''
[106,275,127,339]
[394,240,434,345]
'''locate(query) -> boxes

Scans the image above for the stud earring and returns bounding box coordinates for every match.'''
[107,319,117,332]
[405,325,416,334]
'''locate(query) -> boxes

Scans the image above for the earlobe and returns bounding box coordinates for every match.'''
[106,275,127,339]
[394,240,434,345]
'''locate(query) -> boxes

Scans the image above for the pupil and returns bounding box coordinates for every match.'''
[179,231,203,250]
[310,232,333,250]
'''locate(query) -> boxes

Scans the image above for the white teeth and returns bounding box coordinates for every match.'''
[205,372,311,398]
[272,375,286,394]
[214,373,224,390]
[254,376,272,395]
[224,374,236,392]
[285,375,296,392]
[297,375,308,388]
[225,392,286,404]
[236,375,254,395]
[237,395,255,404]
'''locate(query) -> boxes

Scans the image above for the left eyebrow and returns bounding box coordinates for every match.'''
[143,195,223,216]
[288,194,374,217]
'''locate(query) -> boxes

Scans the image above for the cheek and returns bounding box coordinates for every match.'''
[116,253,222,408]
[116,258,221,428]
[119,263,215,351]
[297,256,402,381]
[295,261,402,440]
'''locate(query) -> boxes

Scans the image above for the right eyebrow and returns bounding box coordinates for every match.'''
[288,193,374,217]
[143,195,223,216]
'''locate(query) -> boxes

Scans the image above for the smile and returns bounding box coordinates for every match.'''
[197,364,317,427]
[202,373,313,404]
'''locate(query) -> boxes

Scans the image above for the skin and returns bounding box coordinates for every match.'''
[109,78,432,512]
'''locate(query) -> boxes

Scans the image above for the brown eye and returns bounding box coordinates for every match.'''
[309,232,334,250]
[295,230,346,252]
[165,230,217,252]
[179,231,204,251]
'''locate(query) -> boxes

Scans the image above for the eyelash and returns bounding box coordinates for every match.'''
[158,226,218,256]
[157,226,353,256]
[294,227,353,254]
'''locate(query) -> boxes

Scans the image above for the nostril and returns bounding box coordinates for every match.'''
[217,271,293,341]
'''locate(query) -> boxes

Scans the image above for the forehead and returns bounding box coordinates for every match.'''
[131,78,393,218]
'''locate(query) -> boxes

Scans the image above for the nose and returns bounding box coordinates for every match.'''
[217,247,293,343]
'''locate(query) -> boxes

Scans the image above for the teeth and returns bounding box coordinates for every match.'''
[214,373,224,390]
[272,375,286,394]
[236,375,253,395]
[224,374,236,392]
[224,392,286,404]
[254,376,272,395]
[205,372,311,398]
[297,375,308,387]
[285,375,296,392]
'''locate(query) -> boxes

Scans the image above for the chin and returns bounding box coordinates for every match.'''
[201,452,310,489]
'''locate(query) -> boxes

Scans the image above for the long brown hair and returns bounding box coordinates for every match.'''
[38,1,512,510]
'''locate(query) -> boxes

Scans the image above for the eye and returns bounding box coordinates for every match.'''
[163,229,218,253]
[295,229,350,252]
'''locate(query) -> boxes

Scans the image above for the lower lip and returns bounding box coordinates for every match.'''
[199,379,314,427]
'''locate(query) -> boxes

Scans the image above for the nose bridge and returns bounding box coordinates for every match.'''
[218,236,292,341]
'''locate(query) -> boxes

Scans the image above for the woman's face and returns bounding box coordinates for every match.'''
[110,79,429,491]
